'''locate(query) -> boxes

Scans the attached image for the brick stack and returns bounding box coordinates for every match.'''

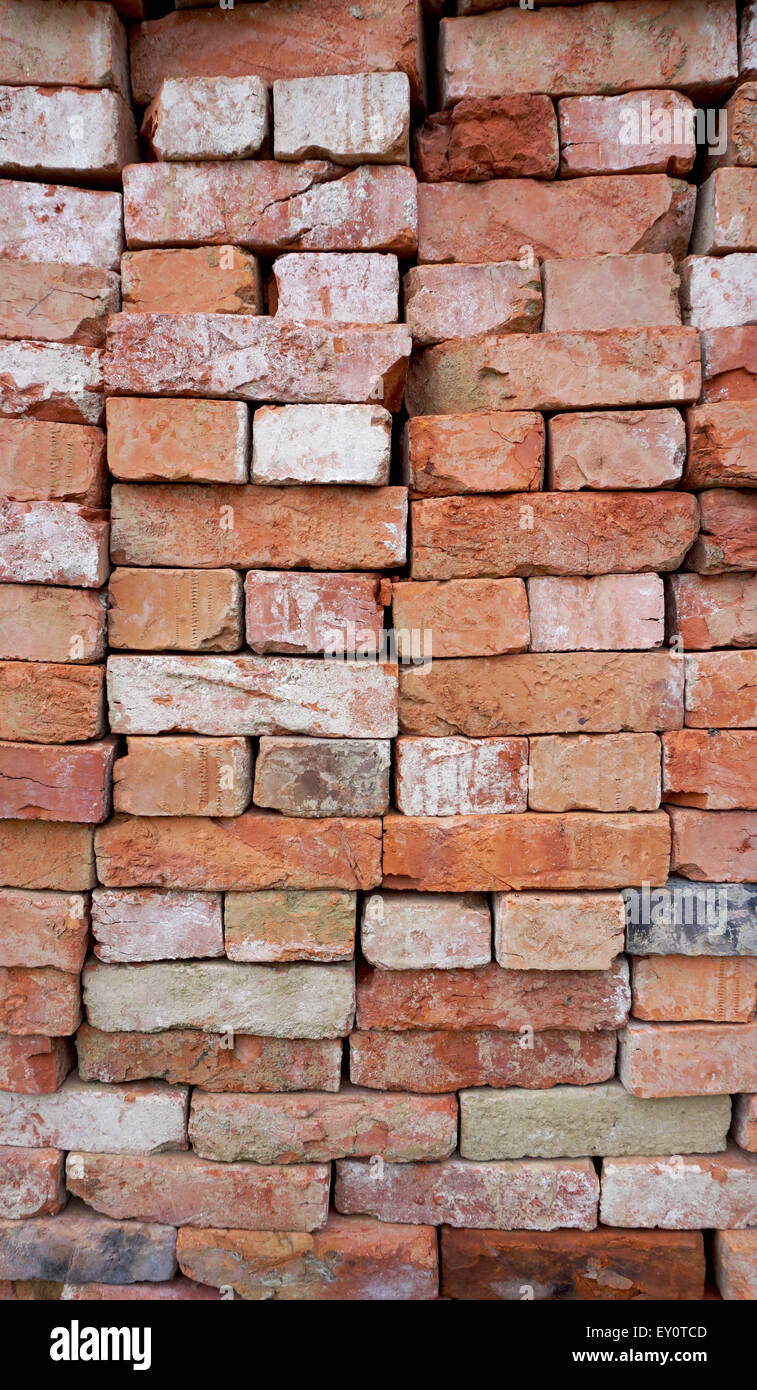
[0,0,756,1303]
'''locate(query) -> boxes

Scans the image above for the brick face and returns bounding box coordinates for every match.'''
[2,0,755,1309]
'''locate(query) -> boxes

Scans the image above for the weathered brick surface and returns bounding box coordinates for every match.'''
[692,169,757,254]
[91,889,224,964]
[142,75,269,162]
[224,890,355,964]
[0,1075,188,1152]
[631,956,757,1023]
[0,341,104,425]
[0,662,105,743]
[108,568,243,653]
[271,255,398,328]
[0,1200,177,1283]
[528,734,661,813]
[663,730,757,809]
[121,248,263,317]
[0,1035,74,1095]
[733,1094,757,1152]
[714,1230,757,1300]
[670,807,757,882]
[113,738,252,818]
[0,262,119,346]
[542,254,680,333]
[393,578,529,656]
[0,419,106,505]
[402,411,544,496]
[494,892,625,971]
[349,1029,617,1093]
[274,73,410,165]
[558,92,697,178]
[253,737,390,818]
[681,256,757,332]
[0,739,116,822]
[361,890,491,969]
[0,1147,65,1219]
[0,0,130,95]
[404,262,542,344]
[394,737,527,816]
[547,409,685,490]
[701,325,757,403]
[667,573,757,649]
[0,820,95,891]
[245,572,387,654]
[600,1147,757,1229]
[415,95,558,182]
[686,489,757,573]
[0,85,138,182]
[619,1020,757,1097]
[0,180,123,269]
[106,398,249,483]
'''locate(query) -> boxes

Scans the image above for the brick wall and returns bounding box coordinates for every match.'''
[0,0,756,1302]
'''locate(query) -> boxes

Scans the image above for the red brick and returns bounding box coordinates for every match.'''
[528,734,661,814]
[619,1019,757,1098]
[441,1228,705,1301]
[1,500,108,588]
[0,180,122,270]
[0,820,95,891]
[0,1035,73,1095]
[547,409,685,491]
[0,739,115,822]
[402,411,544,496]
[687,488,757,573]
[66,1150,329,1232]
[0,341,103,426]
[113,738,252,818]
[0,1147,65,1220]
[106,398,249,484]
[558,92,697,178]
[410,493,698,579]
[681,255,757,331]
[714,1230,757,1299]
[692,169,757,254]
[177,1215,438,1301]
[141,74,268,162]
[111,483,407,571]
[382,812,670,892]
[417,177,694,264]
[91,889,224,964]
[0,0,130,96]
[0,262,119,346]
[245,572,387,655]
[121,247,263,317]
[0,419,106,507]
[349,1028,617,1093]
[666,573,757,649]
[361,889,490,969]
[0,889,88,972]
[686,400,757,490]
[253,737,390,819]
[404,262,542,344]
[663,730,757,808]
[631,956,757,1023]
[274,72,410,165]
[76,1025,342,1094]
[415,95,558,181]
[734,1094,757,1151]
[393,578,529,657]
[394,737,527,816]
[272,253,398,327]
[0,967,80,1036]
[685,652,757,727]
[670,807,757,882]
[189,1087,457,1163]
[600,1146,757,1229]
[108,568,243,652]
[252,404,392,486]
[0,85,138,183]
[701,326,757,402]
[706,82,757,171]
[95,812,381,891]
[0,662,104,743]
[542,254,681,333]
[224,890,355,964]
[494,891,625,971]
[528,575,664,651]
[60,1279,220,1301]
[0,1075,189,1153]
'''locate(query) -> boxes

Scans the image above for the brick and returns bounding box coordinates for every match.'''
[108,568,243,653]
[106,398,249,484]
[0,968,80,1036]
[336,1155,599,1230]
[619,1020,757,1097]
[271,254,398,327]
[701,326,757,402]
[0,821,95,891]
[245,572,387,655]
[189,1087,457,1164]
[361,890,491,970]
[684,401,757,488]
[393,578,529,657]
[402,411,544,496]
[383,812,670,893]
[177,1215,438,1301]
[394,737,527,816]
[685,652,757,727]
[631,956,757,1023]
[357,958,629,1032]
[414,95,558,181]
[411,494,698,578]
[407,328,701,416]
[253,738,390,818]
[0,1200,176,1283]
[76,1025,342,1094]
[83,959,355,1039]
[0,418,106,505]
[0,662,104,743]
[706,82,757,171]
[0,262,119,346]
[681,255,757,330]
[0,889,88,967]
[733,1095,757,1151]
[439,0,737,103]
[129,0,426,108]
[105,313,411,411]
[0,739,116,822]
[600,1147,757,1229]
[224,890,355,964]
[714,1230,757,1300]
[0,1074,187,1152]
[417,177,695,264]
[441,1228,706,1301]
[0,500,108,588]
[251,405,392,485]
[274,72,409,165]
[404,262,542,346]
[529,734,661,813]
[670,808,757,882]
[107,655,397,741]
[547,408,685,491]
[626,880,757,958]
[459,1081,730,1161]
[0,341,103,426]
[91,889,224,964]
[350,1028,617,1093]
[692,169,757,253]
[663,730,757,810]
[744,2,757,80]
[113,737,252,818]
[558,92,697,177]
[0,180,122,270]
[686,489,757,573]
[123,163,418,257]
[494,891,625,971]
[0,0,129,96]
[400,653,682,736]
[66,1151,329,1232]
[543,254,680,334]
[0,86,137,182]
[528,575,664,652]
[121,248,263,317]
[95,812,381,891]
[0,1035,74,1095]
[59,1280,220,1301]
[112,483,406,572]
[0,1147,64,1219]
[666,573,757,649]
[142,75,268,161]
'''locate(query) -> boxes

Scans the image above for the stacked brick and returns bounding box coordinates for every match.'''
[1,0,757,1303]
